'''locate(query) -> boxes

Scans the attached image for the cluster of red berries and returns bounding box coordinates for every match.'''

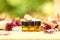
[5,20,22,31]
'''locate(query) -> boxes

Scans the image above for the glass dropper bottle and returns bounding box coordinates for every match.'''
[28,21,35,32]
[34,21,42,32]
[22,21,28,32]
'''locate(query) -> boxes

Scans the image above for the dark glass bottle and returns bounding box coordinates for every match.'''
[35,21,42,32]
[22,21,28,31]
[28,21,35,32]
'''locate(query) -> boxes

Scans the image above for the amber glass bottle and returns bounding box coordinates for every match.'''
[35,21,42,32]
[22,21,28,31]
[28,21,35,32]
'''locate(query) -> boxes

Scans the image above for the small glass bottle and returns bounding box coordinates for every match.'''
[35,21,42,32]
[28,21,35,32]
[22,21,28,31]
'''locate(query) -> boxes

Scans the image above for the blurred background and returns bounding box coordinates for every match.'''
[0,0,54,20]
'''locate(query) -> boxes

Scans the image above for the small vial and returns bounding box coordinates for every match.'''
[22,22,28,32]
[35,21,42,32]
[28,21,35,32]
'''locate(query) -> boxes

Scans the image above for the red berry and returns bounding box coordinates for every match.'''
[16,21,22,26]
[44,25,51,30]
[10,20,16,26]
[5,23,12,31]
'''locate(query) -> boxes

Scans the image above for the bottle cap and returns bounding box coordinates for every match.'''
[28,21,34,26]
[35,21,41,26]
[22,21,28,26]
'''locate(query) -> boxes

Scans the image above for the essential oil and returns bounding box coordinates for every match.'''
[28,21,35,32]
[35,21,42,32]
[22,21,28,31]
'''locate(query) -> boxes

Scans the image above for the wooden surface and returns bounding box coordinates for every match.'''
[0,21,60,40]
[0,31,60,40]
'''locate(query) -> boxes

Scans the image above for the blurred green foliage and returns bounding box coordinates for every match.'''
[0,0,53,18]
